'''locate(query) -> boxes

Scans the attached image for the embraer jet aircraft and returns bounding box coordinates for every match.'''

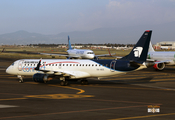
[147,42,175,70]
[6,30,153,86]
[41,36,115,59]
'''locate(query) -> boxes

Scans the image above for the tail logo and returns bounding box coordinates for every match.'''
[133,47,143,58]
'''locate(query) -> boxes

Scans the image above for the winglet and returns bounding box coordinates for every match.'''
[35,60,41,70]
[68,36,72,50]
[108,49,112,56]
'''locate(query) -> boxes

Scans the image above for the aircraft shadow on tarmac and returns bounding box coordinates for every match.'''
[21,76,155,86]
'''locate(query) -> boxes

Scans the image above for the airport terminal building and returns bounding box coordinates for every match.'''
[154,41,175,50]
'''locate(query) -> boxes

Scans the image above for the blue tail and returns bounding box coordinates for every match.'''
[68,36,73,50]
[120,30,152,62]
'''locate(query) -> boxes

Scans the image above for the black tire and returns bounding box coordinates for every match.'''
[60,81,65,86]
[19,80,23,83]
[81,80,88,85]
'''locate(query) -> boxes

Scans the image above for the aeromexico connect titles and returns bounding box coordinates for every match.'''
[6,30,153,86]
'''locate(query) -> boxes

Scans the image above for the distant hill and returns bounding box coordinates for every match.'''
[0,22,175,45]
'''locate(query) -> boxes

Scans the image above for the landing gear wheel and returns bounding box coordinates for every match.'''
[19,80,23,83]
[17,75,23,83]
[60,80,69,86]
[81,80,88,85]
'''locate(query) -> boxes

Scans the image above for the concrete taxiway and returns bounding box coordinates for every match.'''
[0,58,175,120]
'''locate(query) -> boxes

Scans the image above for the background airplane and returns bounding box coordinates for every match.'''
[6,30,153,85]
[147,42,175,70]
[41,36,116,59]
[2,36,115,59]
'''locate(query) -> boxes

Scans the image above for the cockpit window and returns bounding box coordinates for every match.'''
[11,63,14,66]
[87,52,94,54]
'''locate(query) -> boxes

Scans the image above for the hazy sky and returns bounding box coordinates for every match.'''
[0,0,175,34]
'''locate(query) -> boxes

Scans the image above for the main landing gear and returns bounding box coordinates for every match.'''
[60,77,69,86]
[17,75,23,83]
[59,77,89,86]
[80,79,88,85]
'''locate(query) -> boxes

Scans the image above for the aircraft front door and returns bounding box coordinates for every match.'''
[110,61,116,72]
[18,60,24,71]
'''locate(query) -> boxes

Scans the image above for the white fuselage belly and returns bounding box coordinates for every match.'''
[7,59,127,78]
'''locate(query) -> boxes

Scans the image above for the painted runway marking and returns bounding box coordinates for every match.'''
[0,104,18,108]
[25,94,94,99]
[0,94,94,101]
[78,84,163,91]
[49,85,85,94]
[0,98,27,101]
[109,112,175,120]
[134,84,175,91]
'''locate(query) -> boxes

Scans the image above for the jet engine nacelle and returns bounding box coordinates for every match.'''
[153,62,165,71]
[33,73,49,83]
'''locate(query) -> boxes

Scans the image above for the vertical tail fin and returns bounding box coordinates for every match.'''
[149,42,155,52]
[68,36,72,50]
[121,30,152,62]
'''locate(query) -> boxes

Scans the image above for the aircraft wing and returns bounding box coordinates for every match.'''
[2,49,69,57]
[95,53,116,57]
[36,69,76,76]
[1,50,39,54]
[40,53,68,57]
[35,69,91,79]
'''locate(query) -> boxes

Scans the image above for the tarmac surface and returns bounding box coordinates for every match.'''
[0,58,175,120]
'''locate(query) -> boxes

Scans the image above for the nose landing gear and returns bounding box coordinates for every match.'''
[17,75,23,83]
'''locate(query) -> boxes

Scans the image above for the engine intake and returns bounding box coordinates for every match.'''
[33,73,49,83]
[153,63,165,70]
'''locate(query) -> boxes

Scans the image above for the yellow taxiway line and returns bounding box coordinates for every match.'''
[49,85,85,94]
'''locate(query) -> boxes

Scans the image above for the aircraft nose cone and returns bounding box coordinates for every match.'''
[6,68,9,74]
[6,67,11,74]
[90,54,95,59]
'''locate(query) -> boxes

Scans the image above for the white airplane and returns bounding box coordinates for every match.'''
[6,30,153,85]
[147,42,175,70]
[41,36,115,59]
